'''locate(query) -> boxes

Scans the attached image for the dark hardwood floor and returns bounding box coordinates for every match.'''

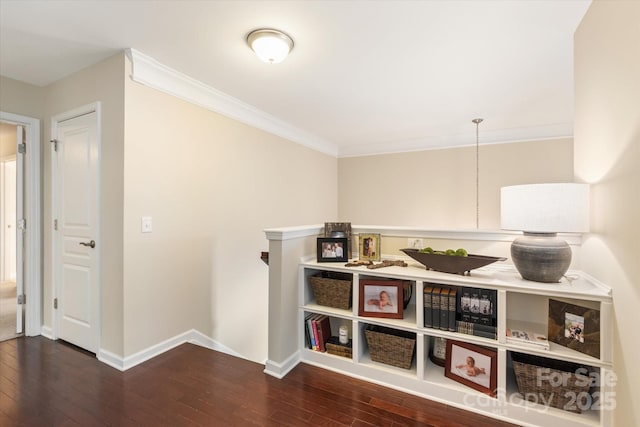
[0,337,519,426]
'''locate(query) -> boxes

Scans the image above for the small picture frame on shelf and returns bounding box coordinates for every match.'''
[358,279,404,319]
[548,299,600,359]
[317,237,348,263]
[359,233,381,261]
[445,340,497,397]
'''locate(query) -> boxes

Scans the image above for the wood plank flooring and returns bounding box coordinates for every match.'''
[0,337,519,426]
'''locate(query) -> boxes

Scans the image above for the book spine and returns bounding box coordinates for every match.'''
[312,316,322,351]
[423,285,433,328]
[304,314,313,349]
[448,289,457,332]
[460,287,472,323]
[307,315,317,350]
[439,288,449,331]
[432,287,441,329]
[456,321,497,339]
[317,315,331,352]
[469,288,482,324]
[479,288,497,326]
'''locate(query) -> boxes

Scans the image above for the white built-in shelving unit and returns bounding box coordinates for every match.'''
[299,259,612,427]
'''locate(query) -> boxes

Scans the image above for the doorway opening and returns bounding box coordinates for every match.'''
[0,122,21,341]
[0,111,42,341]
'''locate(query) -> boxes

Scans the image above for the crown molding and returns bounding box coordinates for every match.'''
[338,124,573,158]
[125,48,338,157]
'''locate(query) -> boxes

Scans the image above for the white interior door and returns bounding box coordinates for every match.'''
[53,109,100,353]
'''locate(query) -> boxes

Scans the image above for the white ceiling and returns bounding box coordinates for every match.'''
[0,0,591,157]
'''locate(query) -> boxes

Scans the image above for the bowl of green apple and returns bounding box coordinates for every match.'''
[400,247,506,275]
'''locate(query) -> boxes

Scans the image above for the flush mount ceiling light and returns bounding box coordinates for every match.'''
[246,29,294,64]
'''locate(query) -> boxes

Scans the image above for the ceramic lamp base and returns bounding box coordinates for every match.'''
[511,232,572,283]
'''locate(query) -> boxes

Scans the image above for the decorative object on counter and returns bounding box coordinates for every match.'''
[364,324,416,369]
[339,325,349,344]
[326,336,352,358]
[366,259,408,269]
[445,340,497,397]
[358,279,405,319]
[501,183,589,283]
[429,336,447,367]
[344,260,373,267]
[344,259,407,269]
[309,271,352,310]
[324,222,352,255]
[359,233,381,262]
[317,237,348,263]
[260,251,269,265]
[511,352,594,413]
[401,248,506,275]
[548,299,600,358]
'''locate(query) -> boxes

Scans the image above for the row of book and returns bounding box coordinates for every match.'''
[304,313,332,352]
[423,284,498,339]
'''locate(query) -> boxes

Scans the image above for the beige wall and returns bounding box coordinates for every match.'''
[123,57,337,361]
[42,53,126,356]
[0,75,44,120]
[338,138,573,229]
[574,1,640,425]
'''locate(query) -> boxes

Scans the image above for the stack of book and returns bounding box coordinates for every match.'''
[457,287,497,339]
[506,324,550,350]
[423,284,456,332]
[423,284,498,339]
[304,313,332,352]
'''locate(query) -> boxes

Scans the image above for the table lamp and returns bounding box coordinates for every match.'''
[501,183,589,283]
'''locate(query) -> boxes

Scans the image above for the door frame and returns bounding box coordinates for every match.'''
[50,102,101,349]
[0,111,41,337]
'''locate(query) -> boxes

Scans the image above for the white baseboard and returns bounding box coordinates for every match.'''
[40,325,53,340]
[264,351,300,379]
[96,329,245,371]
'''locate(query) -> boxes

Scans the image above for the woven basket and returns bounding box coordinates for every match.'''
[309,272,352,309]
[511,353,593,413]
[364,324,416,369]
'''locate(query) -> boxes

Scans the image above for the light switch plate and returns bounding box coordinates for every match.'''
[141,216,152,233]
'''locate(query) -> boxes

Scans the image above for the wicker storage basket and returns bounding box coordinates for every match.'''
[364,324,416,369]
[309,272,352,309]
[511,353,594,413]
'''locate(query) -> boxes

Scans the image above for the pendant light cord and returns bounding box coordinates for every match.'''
[472,118,483,229]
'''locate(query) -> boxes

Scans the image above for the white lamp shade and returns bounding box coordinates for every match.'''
[501,183,590,233]
[247,29,293,64]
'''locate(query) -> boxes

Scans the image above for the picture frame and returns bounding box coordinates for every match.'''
[548,299,600,359]
[324,222,352,256]
[358,233,381,262]
[445,340,497,397]
[358,279,404,319]
[317,237,348,263]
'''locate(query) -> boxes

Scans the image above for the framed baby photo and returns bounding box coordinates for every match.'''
[359,233,381,262]
[317,237,348,263]
[358,280,404,319]
[445,340,497,397]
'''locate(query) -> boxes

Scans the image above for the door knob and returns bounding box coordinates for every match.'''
[79,240,96,248]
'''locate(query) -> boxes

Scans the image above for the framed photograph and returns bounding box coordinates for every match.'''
[445,340,497,397]
[359,233,381,262]
[317,237,348,263]
[358,279,404,319]
[548,299,600,358]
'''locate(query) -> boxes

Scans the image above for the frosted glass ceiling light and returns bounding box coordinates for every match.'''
[247,29,294,64]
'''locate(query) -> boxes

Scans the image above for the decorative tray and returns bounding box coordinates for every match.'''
[400,248,506,275]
